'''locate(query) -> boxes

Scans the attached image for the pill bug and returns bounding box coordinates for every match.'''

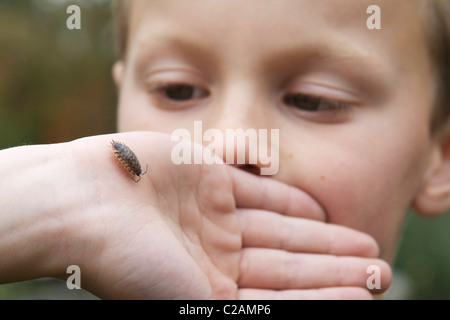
[110,140,148,183]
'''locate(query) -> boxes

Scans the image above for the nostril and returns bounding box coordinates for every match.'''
[239,165,261,175]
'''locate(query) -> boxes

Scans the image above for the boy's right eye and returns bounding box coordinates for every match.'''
[164,85,196,101]
[149,83,210,102]
[163,84,209,101]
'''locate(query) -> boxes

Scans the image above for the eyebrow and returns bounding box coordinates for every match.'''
[261,39,393,101]
[134,33,221,75]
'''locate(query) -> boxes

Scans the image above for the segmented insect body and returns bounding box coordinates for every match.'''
[110,140,148,183]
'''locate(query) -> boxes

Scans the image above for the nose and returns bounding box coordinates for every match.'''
[201,82,278,175]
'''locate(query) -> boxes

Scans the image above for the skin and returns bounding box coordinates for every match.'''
[0,0,447,299]
[0,133,389,299]
[115,0,437,263]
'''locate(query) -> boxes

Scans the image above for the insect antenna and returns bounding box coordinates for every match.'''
[142,163,149,176]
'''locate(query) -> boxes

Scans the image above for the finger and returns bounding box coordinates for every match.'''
[238,287,373,300]
[239,209,379,257]
[238,248,392,294]
[229,166,326,221]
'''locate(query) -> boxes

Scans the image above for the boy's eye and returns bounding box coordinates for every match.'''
[283,93,349,112]
[165,85,198,101]
[151,84,209,101]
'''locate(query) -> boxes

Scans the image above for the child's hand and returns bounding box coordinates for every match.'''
[236,191,392,298]
[0,132,390,299]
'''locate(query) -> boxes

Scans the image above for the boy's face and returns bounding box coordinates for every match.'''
[115,0,436,261]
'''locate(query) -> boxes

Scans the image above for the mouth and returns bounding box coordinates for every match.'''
[239,165,261,176]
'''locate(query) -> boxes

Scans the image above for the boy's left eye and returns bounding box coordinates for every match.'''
[283,93,349,112]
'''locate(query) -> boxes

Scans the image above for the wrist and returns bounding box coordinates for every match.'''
[0,143,98,284]
[0,144,67,282]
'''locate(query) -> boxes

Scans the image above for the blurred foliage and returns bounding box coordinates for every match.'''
[391,211,450,299]
[0,0,116,149]
[0,0,449,300]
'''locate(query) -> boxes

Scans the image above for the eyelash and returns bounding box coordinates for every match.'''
[282,93,351,112]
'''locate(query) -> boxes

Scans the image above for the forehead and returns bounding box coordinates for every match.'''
[128,0,426,40]
[126,0,432,96]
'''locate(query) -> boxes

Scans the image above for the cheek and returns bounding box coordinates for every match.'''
[116,76,149,132]
[116,75,174,133]
[277,121,430,256]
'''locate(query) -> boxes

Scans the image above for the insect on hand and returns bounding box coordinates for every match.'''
[110,140,148,183]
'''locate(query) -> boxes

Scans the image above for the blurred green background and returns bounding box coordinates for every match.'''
[0,0,449,300]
